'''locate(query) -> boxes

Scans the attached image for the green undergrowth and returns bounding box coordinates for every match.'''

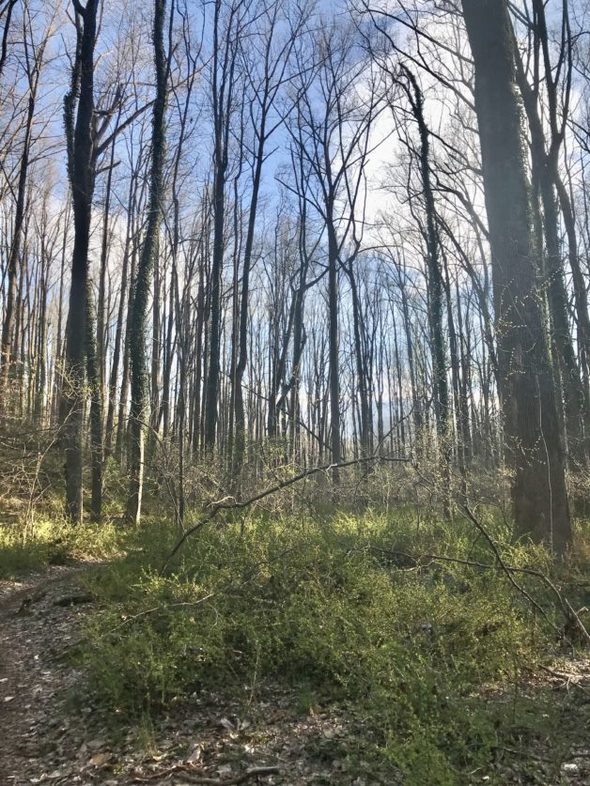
[73,509,590,785]
[0,515,125,577]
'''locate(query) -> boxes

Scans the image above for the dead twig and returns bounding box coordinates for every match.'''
[177,766,280,784]
[131,765,280,785]
[109,593,215,633]
[53,592,94,607]
[130,764,201,782]
[161,453,408,572]
[460,502,590,646]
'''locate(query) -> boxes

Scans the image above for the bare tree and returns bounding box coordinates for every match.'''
[286,21,379,479]
[0,0,18,81]
[60,0,100,524]
[0,0,51,409]
[462,0,571,552]
[203,0,246,453]
[126,0,170,525]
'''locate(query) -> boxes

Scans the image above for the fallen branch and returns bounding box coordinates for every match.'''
[370,545,588,641]
[407,460,590,647]
[108,593,216,633]
[131,765,280,785]
[130,764,193,782]
[161,453,408,572]
[53,592,94,607]
[459,502,590,646]
[177,766,280,785]
[523,663,590,696]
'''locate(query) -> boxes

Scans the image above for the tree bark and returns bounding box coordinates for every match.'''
[61,0,99,524]
[462,0,571,553]
[126,0,168,525]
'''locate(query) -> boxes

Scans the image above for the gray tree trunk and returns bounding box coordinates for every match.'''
[462,0,571,552]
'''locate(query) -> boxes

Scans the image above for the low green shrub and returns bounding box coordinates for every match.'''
[0,516,124,577]
[79,510,569,784]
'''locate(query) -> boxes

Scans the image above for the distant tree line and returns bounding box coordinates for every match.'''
[1,0,589,553]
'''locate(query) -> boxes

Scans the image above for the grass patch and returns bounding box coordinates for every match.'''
[0,514,125,578]
[75,509,589,785]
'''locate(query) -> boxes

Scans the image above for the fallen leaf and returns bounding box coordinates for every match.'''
[47,770,67,780]
[88,752,110,767]
[561,762,579,774]
[186,743,203,764]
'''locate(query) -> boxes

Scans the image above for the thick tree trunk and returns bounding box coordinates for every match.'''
[61,0,99,524]
[462,0,570,552]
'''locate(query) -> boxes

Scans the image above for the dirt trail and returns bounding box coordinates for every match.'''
[0,566,97,785]
[0,566,590,786]
[0,566,385,786]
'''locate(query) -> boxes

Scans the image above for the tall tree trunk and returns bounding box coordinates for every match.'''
[61,0,99,524]
[462,0,571,552]
[400,67,449,446]
[86,284,102,521]
[555,174,590,432]
[514,51,588,465]
[126,0,168,525]
[51,202,70,428]
[327,219,341,480]
[0,0,18,81]
[346,264,372,457]
[104,172,136,458]
[116,237,137,463]
[233,144,264,479]
[97,115,118,401]
[203,0,234,454]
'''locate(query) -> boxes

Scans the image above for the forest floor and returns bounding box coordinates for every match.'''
[1,562,590,786]
[0,562,396,786]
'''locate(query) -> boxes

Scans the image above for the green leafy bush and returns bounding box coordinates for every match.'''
[79,510,565,784]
